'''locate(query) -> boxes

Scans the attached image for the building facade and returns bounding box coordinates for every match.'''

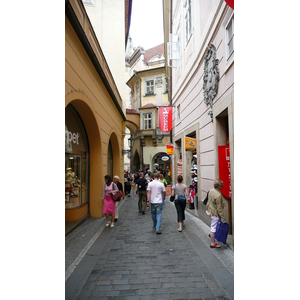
[164,0,234,243]
[65,0,131,224]
[126,44,172,176]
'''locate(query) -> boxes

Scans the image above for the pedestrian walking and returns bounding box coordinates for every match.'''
[159,173,167,205]
[147,172,166,234]
[171,175,188,232]
[113,175,125,222]
[124,172,132,197]
[102,174,118,228]
[206,179,225,248]
[134,172,148,214]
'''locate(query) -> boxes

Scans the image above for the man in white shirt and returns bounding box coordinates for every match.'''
[147,172,166,234]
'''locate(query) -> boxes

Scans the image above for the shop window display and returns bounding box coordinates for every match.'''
[65,105,89,208]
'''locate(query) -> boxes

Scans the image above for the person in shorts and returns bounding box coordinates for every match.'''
[206,179,225,248]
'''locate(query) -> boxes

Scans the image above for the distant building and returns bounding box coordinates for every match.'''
[125,44,171,176]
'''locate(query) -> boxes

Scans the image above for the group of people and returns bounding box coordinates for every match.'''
[102,170,226,248]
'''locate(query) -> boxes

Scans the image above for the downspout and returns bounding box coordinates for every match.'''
[170,0,173,144]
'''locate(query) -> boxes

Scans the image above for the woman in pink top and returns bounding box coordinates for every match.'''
[102,174,119,228]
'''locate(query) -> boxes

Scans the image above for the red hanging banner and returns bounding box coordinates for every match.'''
[159,106,172,132]
[225,0,234,9]
[218,145,232,199]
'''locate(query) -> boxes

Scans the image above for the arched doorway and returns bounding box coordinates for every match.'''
[131,149,141,172]
[152,152,171,178]
[65,92,103,220]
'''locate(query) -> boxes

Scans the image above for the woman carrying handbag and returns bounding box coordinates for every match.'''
[170,175,188,232]
[102,174,119,228]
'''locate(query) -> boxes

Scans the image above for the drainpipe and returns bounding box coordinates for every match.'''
[133,70,142,110]
[169,0,173,144]
[133,70,143,170]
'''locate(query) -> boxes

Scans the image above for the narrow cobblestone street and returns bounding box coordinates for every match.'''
[66,194,234,300]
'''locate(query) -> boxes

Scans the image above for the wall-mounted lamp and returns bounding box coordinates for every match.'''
[122,134,134,155]
[208,110,213,122]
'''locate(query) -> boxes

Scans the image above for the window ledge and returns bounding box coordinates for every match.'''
[225,54,234,74]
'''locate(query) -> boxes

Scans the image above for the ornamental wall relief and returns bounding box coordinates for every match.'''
[203,44,219,108]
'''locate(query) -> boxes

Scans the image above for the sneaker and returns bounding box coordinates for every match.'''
[114,219,118,223]
[156,231,162,234]
[178,228,182,232]
[105,222,111,228]
[142,211,145,215]
[110,223,115,228]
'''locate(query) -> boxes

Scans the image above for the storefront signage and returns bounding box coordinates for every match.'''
[65,129,80,145]
[166,144,174,155]
[161,156,169,161]
[218,145,231,199]
[159,106,172,132]
[185,137,197,150]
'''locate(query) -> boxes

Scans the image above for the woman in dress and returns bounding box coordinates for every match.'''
[102,175,118,228]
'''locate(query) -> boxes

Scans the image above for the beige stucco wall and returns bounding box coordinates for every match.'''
[170,1,234,237]
[65,16,125,220]
[84,0,130,112]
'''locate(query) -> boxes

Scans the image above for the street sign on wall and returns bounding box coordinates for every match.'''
[218,145,231,199]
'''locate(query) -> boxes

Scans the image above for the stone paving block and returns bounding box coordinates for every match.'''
[66,197,233,300]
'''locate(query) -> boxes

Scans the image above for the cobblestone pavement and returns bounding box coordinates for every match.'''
[65,194,234,300]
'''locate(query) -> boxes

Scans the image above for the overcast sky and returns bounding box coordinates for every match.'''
[129,0,164,50]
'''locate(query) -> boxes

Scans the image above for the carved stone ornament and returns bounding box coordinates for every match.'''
[203,44,219,108]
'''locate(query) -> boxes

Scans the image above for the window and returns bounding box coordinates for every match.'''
[143,113,153,129]
[146,80,155,95]
[226,13,234,60]
[177,105,181,121]
[185,0,192,45]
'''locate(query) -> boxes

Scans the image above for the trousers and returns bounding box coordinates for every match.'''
[150,203,163,232]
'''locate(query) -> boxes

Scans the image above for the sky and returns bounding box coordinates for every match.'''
[129,0,164,50]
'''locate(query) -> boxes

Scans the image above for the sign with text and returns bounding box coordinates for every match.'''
[218,145,231,199]
[159,106,172,132]
[185,137,197,150]
[166,144,174,155]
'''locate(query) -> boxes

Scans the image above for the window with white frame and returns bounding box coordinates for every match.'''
[146,80,155,95]
[177,104,181,121]
[185,0,192,45]
[226,13,234,60]
[143,113,153,129]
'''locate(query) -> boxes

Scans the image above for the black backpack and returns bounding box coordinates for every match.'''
[203,191,209,205]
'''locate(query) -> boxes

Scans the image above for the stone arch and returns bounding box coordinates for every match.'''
[65,91,103,218]
[108,129,122,178]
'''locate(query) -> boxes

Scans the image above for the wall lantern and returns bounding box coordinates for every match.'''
[122,134,134,155]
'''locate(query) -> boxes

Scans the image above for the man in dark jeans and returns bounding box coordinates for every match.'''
[134,172,148,214]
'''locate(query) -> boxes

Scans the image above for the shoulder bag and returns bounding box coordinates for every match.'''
[111,183,122,202]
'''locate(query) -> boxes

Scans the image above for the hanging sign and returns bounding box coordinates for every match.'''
[166,144,174,155]
[218,145,231,199]
[225,0,234,9]
[185,137,197,150]
[159,106,172,132]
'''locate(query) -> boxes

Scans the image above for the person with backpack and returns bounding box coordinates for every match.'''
[171,175,188,232]
[134,172,148,215]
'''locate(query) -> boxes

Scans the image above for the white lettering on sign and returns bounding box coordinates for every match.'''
[162,108,169,131]
[65,129,80,145]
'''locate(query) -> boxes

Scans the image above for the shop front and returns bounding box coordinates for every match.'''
[65,104,89,222]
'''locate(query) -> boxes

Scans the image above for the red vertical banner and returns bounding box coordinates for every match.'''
[225,0,234,9]
[159,106,172,132]
[218,146,231,199]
